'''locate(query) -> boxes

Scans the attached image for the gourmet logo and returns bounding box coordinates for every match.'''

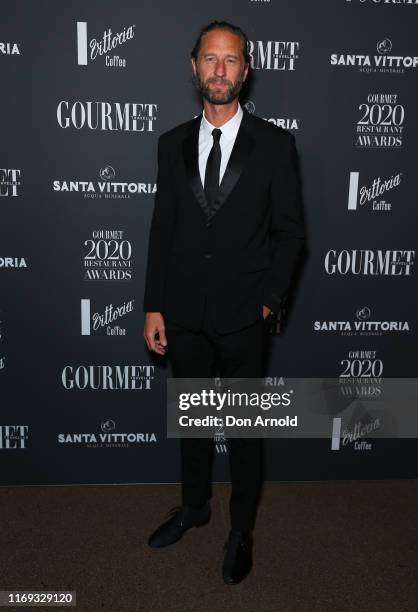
[248,40,299,70]
[324,250,415,276]
[0,425,28,449]
[61,365,154,390]
[0,169,21,197]
[57,101,157,132]
[77,21,135,67]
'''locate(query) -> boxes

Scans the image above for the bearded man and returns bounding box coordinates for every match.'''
[143,20,305,584]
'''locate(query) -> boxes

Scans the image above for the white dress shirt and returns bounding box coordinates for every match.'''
[198,103,244,188]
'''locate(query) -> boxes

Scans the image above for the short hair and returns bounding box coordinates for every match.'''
[190,21,251,65]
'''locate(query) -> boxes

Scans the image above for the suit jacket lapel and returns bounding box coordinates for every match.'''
[182,114,212,217]
[182,109,255,220]
[211,112,254,219]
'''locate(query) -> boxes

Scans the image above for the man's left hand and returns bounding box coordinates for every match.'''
[262,305,273,319]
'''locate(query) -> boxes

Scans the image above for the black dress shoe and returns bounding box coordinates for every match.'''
[222,529,253,584]
[148,503,211,548]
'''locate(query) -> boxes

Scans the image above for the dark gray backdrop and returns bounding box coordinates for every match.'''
[1,0,417,485]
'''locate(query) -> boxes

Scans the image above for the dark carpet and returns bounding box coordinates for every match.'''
[1,480,417,611]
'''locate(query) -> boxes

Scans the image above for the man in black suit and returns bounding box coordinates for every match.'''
[143,21,305,584]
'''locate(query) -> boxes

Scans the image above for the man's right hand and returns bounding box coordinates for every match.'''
[144,312,167,355]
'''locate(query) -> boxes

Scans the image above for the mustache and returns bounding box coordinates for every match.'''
[205,77,233,86]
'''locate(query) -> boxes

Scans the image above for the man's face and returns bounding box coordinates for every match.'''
[191,29,249,105]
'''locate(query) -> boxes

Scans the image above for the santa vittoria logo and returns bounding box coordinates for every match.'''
[100,166,115,180]
[330,38,418,74]
[0,257,28,269]
[314,306,410,336]
[53,165,156,199]
[243,100,300,130]
[58,419,157,448]
[0,42,20,55]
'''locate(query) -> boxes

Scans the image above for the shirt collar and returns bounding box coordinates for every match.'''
[201,103,243,142]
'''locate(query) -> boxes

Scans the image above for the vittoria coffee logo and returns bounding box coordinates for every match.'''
[347,170,402,211]
[332,415,381,452]
[355,93,405,148]
[248,40,299,70]
[76,21,136,68]
[53,165,156,199]
[314,306,410,336]
[0,169,21,197]
[83,229,133,281]
[244,101,299,130]
[58,419,157,448]
[0,425,28,449]
[61,365,154,390]
[0,257,28,269]
[0,42,20,55]
[331,38,418,74]
[341,417,381,450]
[56,101,157,132]
[81,298,135,336]
[324,249,415,275]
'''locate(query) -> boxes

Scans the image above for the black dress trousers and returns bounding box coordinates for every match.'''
[165,296,270,531]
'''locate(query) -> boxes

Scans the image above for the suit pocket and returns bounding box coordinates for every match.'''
[236,257,272,273]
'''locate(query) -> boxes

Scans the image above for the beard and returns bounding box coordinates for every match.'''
[193,68,245,105]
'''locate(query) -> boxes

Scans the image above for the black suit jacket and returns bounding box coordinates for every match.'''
[143,108,305,334]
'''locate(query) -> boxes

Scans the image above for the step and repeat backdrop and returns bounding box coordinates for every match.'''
[1,0,417,485]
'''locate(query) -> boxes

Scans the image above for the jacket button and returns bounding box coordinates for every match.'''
[204,253,212,259]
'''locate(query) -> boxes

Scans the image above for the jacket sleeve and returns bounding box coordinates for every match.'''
[143,135,176,312]
[261,132,306,314]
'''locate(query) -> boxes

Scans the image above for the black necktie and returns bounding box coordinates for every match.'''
[204,128,222,214]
